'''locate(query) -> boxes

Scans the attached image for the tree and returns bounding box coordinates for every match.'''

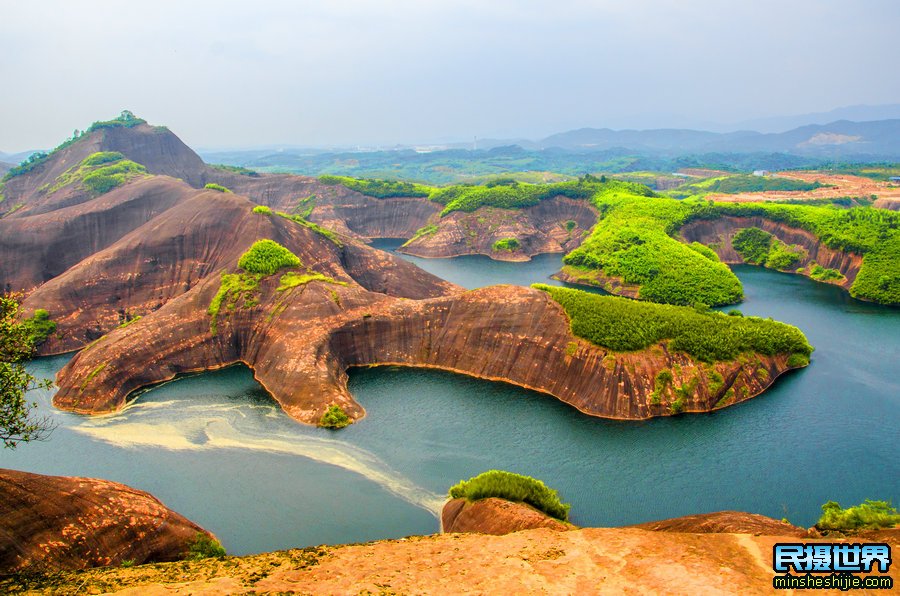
[0,294,54,448]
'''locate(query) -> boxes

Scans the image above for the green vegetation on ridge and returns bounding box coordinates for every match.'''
[42,152,147,196]
[817,499,900,532]
[449,470,571,522]
[535,284,813,363]
[3,111,147,183]
[564,186,744,306]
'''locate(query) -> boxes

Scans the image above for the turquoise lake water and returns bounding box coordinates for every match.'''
[2,243,897,555]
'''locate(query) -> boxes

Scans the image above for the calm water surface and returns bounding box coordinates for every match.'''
[2,243,897,555]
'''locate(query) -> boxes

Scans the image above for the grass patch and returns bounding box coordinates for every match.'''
[207,273,263,335]
[492,237,520,252]
[204,183,232,193]
[404,223,439,245]
[277,272,347,291]
[534,284,812,363]
[319,404,351,429]
[43,152,147,196]
[448,470,571,522]
[275,212,343,247]
[816,500,900,532]
[252,205,272,215]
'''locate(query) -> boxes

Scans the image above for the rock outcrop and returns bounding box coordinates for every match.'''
[442,498,573,534]
[0,468,214,572]
[629,510,810,537]
[678,216,863,290]
[401,197,596,261]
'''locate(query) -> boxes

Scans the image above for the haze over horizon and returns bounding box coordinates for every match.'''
[2,0,899,153]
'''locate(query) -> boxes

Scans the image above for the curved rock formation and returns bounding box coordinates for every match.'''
[679,216,863,290]
[0,468,215,572]
[628,511,809,537]
[53,270,800,424]
[442,498,573,535]
[0,176,196,294]
[400,197,596,261]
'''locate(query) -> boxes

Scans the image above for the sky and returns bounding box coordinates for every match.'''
[1,0,899,152]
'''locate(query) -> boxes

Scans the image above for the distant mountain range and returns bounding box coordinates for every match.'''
[536,119,900,157]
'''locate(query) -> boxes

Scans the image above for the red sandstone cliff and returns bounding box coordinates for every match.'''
[400,197,596,261]
[679,216,863,290]
[0,468,215,572]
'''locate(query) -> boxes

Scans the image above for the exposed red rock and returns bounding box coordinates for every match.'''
[401,197,596,261]
[0,176,196,294]
[628,510,810,537]
[0,468,215,572]
[0,122,806,425]
[679,216,864,290]
[442,498,573,534]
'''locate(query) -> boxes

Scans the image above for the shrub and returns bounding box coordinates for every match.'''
[765,239,806,270]
[534,284,813,363]
[186,533,226,560]
[492,238,520,252]
[448,470,571,521]
[22,309,57,346]
[732,227,772,264]
[565,219,577,232]
[204,183,232,193]
[252,205,272,215]
[238,240,302,275]
[816,500,900,532]
[319,404,351,429]
[809,263,845,282]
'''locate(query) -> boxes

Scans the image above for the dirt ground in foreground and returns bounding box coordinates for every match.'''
[5,527,897,595]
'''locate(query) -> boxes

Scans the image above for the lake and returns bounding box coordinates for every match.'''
[2,242,897,555]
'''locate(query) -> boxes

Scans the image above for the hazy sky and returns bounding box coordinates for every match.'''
[2,0,899,151]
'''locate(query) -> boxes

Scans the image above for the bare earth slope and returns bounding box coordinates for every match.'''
[10,524,896,595]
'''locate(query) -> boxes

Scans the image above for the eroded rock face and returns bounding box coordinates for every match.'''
[442,498,573,535]
[0,468,215,572]
[679,216,863,290]
[400,197,596,261]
